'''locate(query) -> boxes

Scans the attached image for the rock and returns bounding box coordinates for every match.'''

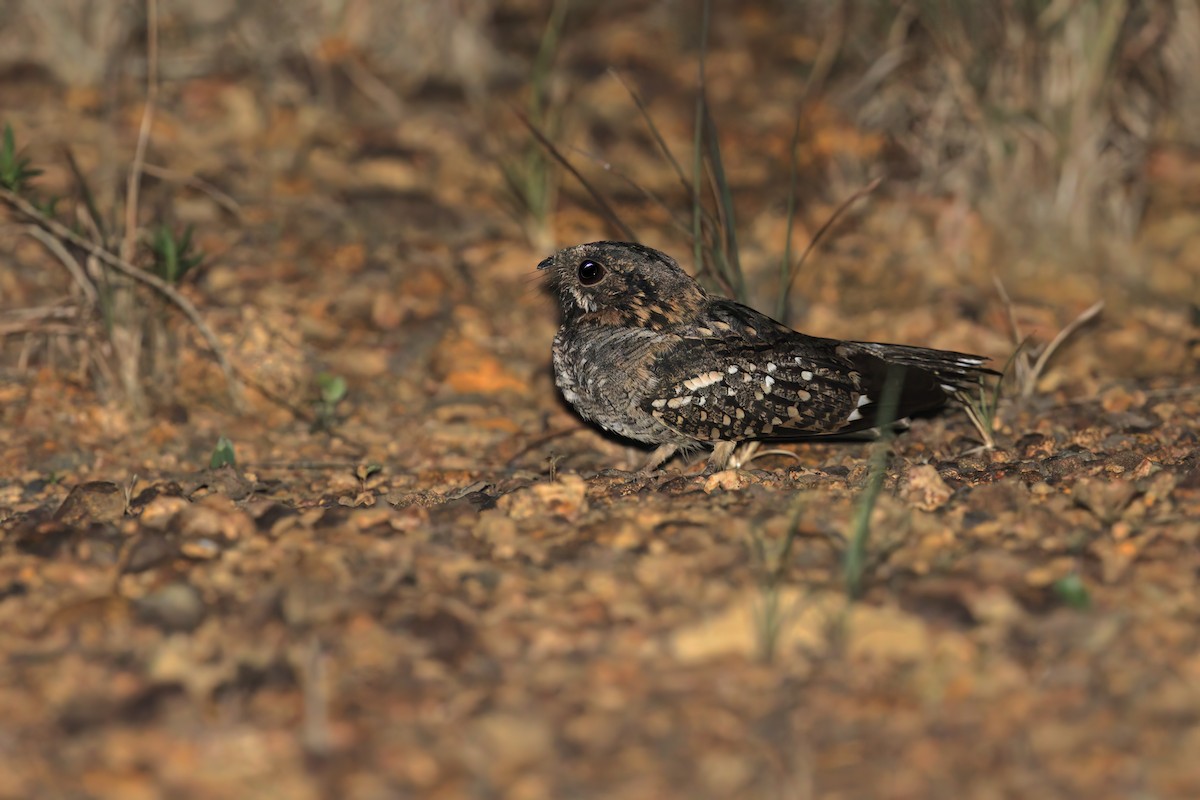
[671,588,835,663]
[137,582,207,632]
[496,475,588,521]
[1071,477,1138,522]
[702,469,751,493]
[845,603,931,663]
[903,464,954,511]
[54,481,125,524]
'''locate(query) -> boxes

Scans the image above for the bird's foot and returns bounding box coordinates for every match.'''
[638,443,680,475]
[703,441,739,474]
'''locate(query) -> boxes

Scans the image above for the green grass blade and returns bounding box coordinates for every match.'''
[844,365,904,600]
[701,99,744,300]
[63,145,107,244]
[776,115,804,321]
[691,69,705,289]
[529,0,570,121]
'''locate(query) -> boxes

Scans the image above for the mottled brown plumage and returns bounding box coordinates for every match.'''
[540,241,993,471]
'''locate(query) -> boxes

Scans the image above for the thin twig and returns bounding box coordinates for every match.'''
[141,163,243,219]
[122,0,159,265]
[991,276,1023,346]
[1,186,243,407]
[0,322,84,337]
[1024,300,1104,398]
[608,69,694,200]
[341,57,404,118]
[781,176,883,302]
[0,304,82,322]
[608,69,723,243]
[515,108,637,241]
[0,305,87,341]
[22,225,98,304]
[992,276,1034,391]
[227,361,316,423]
[564,145,694,238]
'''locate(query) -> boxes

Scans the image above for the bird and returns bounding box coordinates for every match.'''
[539,241,995,472]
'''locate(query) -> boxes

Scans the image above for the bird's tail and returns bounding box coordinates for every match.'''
[826,341,996,434]
[848,342,996,394]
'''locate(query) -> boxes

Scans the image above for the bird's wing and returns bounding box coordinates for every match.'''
[639,322,869,443]
[640,299,994,443]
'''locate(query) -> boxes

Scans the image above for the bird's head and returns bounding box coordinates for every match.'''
[538,241,708,329]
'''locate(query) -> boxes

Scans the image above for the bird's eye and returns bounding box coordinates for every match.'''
[578,259,605,286]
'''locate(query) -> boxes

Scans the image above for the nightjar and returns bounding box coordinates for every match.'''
[539,241,993,471]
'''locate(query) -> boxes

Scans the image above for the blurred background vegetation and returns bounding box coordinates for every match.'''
[1,0,1197,406]
[2,1,1194,241]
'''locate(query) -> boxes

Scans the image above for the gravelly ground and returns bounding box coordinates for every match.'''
[2,3,1200,798]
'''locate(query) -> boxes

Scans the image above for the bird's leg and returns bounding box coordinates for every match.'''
[705,440,738,473]
[728,441,759,469]
[639,443,679,474]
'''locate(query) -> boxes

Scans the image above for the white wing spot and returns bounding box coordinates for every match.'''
[767,362,777,373]
[762,376,776,392]
[683,371,724,391]
[800,370,813,381]
[856,395,871,408]
[847,409,863,422]
[940,383,959,393]
[726,365,739,374]
[651,398,666,409]
[667,396,694,409]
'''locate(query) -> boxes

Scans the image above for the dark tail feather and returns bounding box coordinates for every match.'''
[850,342,996,391]
[843,342,996,430]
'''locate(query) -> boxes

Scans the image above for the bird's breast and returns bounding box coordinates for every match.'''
[551,325,675,441]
